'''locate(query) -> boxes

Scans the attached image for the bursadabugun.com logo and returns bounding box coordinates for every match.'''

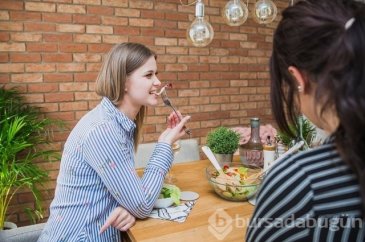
[208,209,251,240]
[208,210,364,240]
[208,209,234,240]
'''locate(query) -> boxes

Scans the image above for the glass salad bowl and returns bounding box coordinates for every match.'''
[206,162,262,202]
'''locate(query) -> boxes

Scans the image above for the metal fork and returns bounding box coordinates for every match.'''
[160,89,191,136]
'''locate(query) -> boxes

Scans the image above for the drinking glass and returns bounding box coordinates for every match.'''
[165,140,181,184]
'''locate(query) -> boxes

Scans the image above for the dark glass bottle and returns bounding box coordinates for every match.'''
[239,117,264,168]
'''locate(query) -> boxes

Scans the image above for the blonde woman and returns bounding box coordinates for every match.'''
[39,43,190,242]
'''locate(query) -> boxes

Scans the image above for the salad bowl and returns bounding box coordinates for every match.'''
[154,184,181,208]
[154,197,174,208]
[206,162,262,202]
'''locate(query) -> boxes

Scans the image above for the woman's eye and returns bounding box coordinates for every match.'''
[146,73,153,78]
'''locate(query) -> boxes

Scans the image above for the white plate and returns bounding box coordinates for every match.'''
[154,197,174,208]
[180,191,199,201]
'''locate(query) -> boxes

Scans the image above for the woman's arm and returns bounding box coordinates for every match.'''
[83,123,172,218]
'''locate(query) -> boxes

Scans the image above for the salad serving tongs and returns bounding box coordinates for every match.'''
[201,146,232,179]
[202,146,223,172]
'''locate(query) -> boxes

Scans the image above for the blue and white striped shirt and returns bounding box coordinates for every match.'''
[39,98,173,242]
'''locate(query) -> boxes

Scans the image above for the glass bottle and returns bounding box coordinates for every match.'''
[263,136,276,170]
[239,117,264,168]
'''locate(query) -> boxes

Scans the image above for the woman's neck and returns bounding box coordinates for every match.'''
[318,108,339,134]
[117,99,140,121]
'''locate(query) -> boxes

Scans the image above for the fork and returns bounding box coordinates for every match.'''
[160,89,191,136]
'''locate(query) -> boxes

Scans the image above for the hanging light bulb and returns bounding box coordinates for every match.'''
[223,0,249,26]
[186,0,214,47]
[252,0,277,24]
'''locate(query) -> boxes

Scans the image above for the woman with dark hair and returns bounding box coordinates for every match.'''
[247,0,365,241]
[39,43,190,241]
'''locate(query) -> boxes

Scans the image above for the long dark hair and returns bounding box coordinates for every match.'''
[270,0,365,214]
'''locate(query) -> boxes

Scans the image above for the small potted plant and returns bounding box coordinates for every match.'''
[206,127,240,164]
[0,87,61,230]
[276,115,317,151]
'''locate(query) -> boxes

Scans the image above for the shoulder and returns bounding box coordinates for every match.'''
[83,120,127,146]
[255,143,341,215]
[72,106,128,148]
[256,142,360,215]
[264,143,339,185]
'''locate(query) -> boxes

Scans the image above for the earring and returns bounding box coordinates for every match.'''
[298,86,303,92]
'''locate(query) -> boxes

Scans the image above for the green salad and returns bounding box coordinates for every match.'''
[212,166,258,199]
[158,184,181,205]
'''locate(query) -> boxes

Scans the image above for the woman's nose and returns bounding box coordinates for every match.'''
[154,76,161,86]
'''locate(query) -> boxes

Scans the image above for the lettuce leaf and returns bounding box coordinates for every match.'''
[160,184,181,205]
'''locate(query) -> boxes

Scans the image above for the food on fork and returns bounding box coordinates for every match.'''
[157,83,191,136]
[154,83,173,96]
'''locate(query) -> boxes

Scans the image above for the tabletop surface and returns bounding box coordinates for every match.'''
[127,158,255,242]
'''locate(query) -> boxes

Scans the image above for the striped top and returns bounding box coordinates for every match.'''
[246,142,365,242]
[38,98,173,242]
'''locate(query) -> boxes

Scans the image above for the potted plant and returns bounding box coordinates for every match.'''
[276,115,317,151]
[206,127,240,164]
[0,87,61,230]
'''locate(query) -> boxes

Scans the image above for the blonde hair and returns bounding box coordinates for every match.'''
[95,43,156,150]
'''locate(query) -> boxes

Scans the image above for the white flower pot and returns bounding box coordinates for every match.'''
[213,153,233,166]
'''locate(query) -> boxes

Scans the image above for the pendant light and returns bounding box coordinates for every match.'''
[252,0,277,24]
[186,0,214,47]
[223,0,249,26]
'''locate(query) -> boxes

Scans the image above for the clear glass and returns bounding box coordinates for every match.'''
[252,0,277,24]
[165,140,181,184]
[239,118,264,168]
[223,0,249,26]
[186,17,214,47]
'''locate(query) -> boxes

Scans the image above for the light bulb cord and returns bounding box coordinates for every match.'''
[179,0,198,6]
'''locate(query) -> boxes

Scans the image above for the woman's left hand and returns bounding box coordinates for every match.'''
[99,206,136,233]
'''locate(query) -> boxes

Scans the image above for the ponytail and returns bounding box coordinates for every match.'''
[334,7,365,216]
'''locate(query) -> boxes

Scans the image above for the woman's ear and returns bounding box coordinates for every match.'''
[288,66,306,93]
[124,78,130,93]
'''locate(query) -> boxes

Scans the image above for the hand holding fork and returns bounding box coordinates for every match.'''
[159,87,191,136]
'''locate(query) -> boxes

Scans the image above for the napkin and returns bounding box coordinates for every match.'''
[148,201,196,223]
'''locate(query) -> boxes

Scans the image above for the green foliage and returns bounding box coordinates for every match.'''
[207,127,240,154]
[160,184,181,206]
[0,87,62,229]
[276,115,316,150]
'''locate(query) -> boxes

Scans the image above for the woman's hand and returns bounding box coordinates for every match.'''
[158,112,191,145]
[99,206,136,234]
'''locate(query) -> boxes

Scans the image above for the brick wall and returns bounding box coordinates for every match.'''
[0,0,288,226]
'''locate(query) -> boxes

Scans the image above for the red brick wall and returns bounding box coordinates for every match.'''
[0,0,288,226]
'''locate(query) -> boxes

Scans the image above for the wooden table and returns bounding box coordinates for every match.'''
[127,158,255,242]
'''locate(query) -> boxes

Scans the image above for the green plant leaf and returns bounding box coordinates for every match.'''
[276,115,316,149]
[207,127,240,154]
[0,86,63,229]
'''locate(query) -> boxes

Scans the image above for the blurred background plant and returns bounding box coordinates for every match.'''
[232,124,277,146]
[0,86,63,230]
[276,115,316,150]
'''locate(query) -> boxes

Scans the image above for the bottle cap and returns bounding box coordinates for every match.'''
[250,117,260,128]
